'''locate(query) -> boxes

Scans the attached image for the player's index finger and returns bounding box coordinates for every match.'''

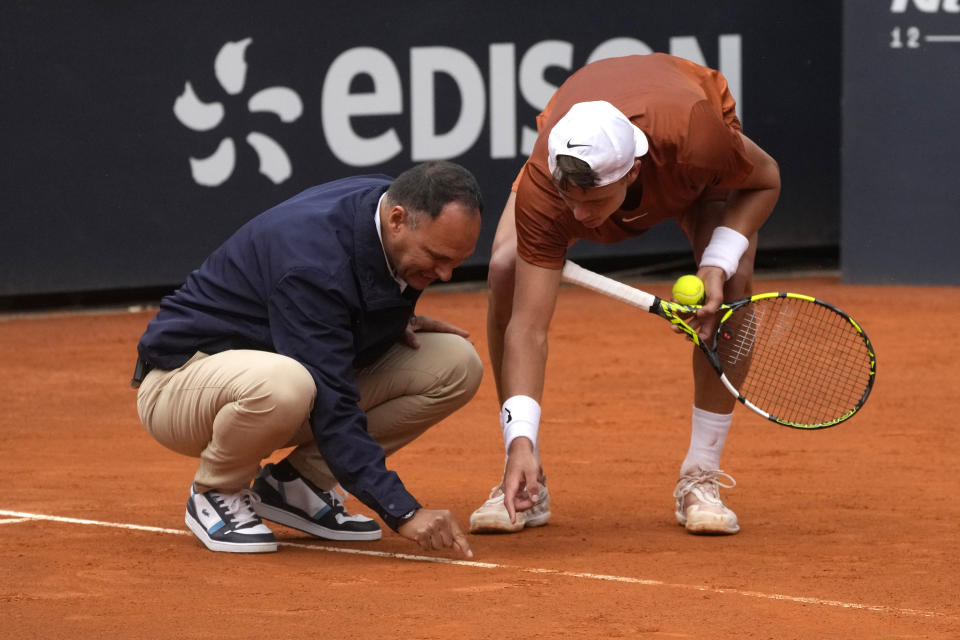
[503,485,518,521]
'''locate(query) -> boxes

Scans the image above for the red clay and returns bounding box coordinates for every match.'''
[1,276,958,639]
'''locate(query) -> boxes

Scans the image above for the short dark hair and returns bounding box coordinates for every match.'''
[386,161,484,220]
[552,154,599,191]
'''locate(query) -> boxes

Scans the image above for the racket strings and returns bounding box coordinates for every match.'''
[717,297,873,426]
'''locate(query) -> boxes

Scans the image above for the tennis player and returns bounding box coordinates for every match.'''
[469,53,781,536]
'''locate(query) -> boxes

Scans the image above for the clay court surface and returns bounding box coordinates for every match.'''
[1,274,957,639]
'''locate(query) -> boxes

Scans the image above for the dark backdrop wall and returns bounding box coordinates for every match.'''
[842,0,960,285]
[1,1,842,297]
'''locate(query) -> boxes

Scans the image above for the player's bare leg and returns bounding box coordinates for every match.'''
[674,337,743,534]
[470,192,551,533]
[485,191,518,405]
[675,213,758,535]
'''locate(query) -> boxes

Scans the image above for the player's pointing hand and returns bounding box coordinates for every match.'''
[503,437,541,522]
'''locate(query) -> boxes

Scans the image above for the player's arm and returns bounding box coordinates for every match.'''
[696,132,780,331]
[503,257,563,401]
[716,132,780,239]
[500,256,563,522]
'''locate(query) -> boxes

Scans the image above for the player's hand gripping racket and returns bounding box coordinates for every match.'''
[561,260,876,429]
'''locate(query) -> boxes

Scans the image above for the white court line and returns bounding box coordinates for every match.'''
[0,508,941,619]
[925,34,960,42]
[0,517,31,525]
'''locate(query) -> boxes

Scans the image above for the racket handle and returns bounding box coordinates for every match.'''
[561,261,657,312]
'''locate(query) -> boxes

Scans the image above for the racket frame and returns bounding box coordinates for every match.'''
[560,260,876,429]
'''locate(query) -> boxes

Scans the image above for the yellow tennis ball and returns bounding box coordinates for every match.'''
[672,275,705,305]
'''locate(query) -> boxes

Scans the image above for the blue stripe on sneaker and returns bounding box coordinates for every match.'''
[312,504,331,519]
[209,520,225,534]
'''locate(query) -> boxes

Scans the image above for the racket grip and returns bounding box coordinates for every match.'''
[561,261,657,311]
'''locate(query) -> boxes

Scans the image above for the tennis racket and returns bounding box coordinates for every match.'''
[561,260,876,429]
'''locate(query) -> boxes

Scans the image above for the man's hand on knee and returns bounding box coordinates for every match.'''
[403,314,470,349]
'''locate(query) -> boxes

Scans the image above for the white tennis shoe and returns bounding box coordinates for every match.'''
[469,476,551,533]
[185,485,278,553]
[674,468,740,535]
[251,461,381,541]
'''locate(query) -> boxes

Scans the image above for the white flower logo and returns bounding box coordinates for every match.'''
[173,38,303,187]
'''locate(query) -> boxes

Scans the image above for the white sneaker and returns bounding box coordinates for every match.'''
[251,461,381,541]
[469,476,551,534]
[184,486,278,553]
[674,469,740,535]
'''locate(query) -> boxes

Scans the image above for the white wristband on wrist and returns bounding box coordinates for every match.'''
[699,226,749,280]
[501,395,541,453]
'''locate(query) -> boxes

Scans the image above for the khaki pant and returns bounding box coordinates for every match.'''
[137,332,482,492]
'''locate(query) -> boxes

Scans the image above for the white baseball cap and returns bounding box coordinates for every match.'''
[547,100,649,187]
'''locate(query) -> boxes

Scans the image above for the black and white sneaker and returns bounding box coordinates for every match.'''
[184,485,278,553]
[251,460,382,541]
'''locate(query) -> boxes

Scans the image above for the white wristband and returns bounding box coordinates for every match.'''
[700,226,749,280]
[501,395,541,453]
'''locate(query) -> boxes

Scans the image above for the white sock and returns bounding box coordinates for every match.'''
[680,406,733,475]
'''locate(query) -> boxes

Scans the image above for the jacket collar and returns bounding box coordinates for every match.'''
[353,184,422,309]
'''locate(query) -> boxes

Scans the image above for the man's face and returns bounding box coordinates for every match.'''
[555,159,642,229]
[557,180,630,229]
[385,203,481,290]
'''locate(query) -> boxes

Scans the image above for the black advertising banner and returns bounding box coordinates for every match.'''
[842,0,960,285]
[1,1,841,297]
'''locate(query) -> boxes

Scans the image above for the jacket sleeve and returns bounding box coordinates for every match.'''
[266,267,421,531]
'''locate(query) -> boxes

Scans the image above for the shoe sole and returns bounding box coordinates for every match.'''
[184,511,278,553]
[676,511,740,535]
[254,502,382,541]
[682,521,740,535]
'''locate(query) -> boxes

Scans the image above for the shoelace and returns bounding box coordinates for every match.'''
[214,489,262,528]
[673,469,736,502]
[327,486,347,509]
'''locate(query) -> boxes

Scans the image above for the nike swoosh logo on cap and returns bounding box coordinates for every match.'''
[566,140,590,149]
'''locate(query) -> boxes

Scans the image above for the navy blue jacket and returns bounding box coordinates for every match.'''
[138,175,422,530]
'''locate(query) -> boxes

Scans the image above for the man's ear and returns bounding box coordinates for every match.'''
[625,158,642,183]
[387,205,407,232]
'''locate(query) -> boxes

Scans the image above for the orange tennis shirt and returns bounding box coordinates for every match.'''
[515,53,754,269]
